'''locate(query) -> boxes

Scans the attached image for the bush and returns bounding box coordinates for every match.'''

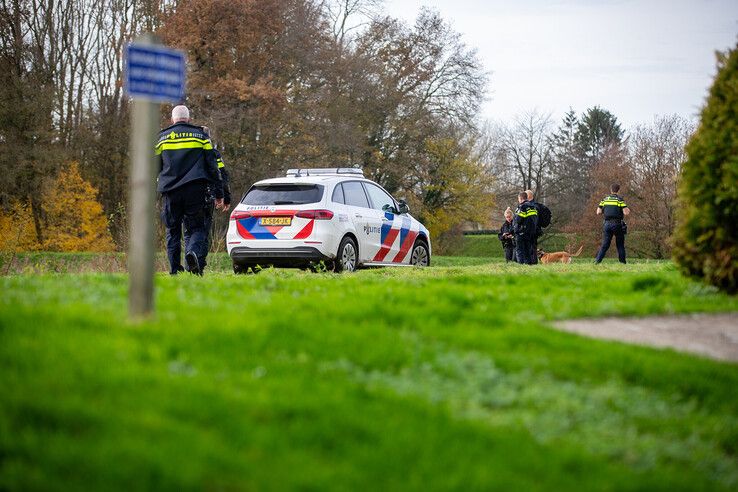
[673,46,738,293]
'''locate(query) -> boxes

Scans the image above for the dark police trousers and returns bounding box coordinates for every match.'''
[528,234,539,265]
[516,234,534,264]
[183,192,216,272]
[595,219,626,264]
[161,180,210,274]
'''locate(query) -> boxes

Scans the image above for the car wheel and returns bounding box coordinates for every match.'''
[233,263,253,274]
[410,240,430,267]
[335,236,358,272]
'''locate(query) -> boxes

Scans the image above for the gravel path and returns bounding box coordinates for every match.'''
[553,313,738,363]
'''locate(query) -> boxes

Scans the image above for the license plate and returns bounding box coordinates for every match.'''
[260,216,291,226]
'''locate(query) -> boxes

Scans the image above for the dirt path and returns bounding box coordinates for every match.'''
[553,313,738,363]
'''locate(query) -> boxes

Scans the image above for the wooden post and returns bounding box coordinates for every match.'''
[128,34,160,319]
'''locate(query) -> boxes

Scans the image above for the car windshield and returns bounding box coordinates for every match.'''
[241,184,324,205]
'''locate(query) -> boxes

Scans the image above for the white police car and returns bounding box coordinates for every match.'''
[226,168,431,273]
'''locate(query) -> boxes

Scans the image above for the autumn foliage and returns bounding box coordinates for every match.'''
[0,163,114,252]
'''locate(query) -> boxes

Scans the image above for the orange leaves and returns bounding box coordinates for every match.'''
[0,202,39,252]
[0,163,115,252]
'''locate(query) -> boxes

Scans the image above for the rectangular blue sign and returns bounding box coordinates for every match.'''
[125,43,186,103]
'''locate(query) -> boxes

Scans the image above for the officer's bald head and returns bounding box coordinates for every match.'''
[171,105,190,124]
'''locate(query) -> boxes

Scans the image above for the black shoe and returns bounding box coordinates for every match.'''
[170,265,185,275]
[185,252,202,276]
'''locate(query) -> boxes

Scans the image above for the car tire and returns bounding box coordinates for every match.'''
[335,236,358,272]
[233,263,253,274]
[409,240,430,267]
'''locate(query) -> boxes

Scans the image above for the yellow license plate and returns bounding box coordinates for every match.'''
[260,216,291,226]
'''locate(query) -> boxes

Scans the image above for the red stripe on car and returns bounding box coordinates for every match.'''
[392,230,418,263]
[373,227,400,262]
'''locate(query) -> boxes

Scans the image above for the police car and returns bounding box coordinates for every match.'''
[226,168,431,273]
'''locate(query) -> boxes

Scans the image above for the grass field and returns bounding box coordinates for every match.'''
[455,232,656,259]
[1,256,737,490]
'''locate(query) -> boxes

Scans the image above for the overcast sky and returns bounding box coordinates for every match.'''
[384,0,738,127]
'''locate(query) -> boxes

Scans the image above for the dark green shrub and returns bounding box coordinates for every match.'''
[673,45,738,294]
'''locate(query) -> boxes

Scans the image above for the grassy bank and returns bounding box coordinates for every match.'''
[1,259,737,490]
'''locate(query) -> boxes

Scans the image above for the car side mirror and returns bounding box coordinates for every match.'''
[397,199,410,214]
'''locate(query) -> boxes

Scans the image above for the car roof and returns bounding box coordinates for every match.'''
[254,175,372,186]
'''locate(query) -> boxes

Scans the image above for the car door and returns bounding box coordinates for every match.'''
[340,181,377,262]
[361,182,401,263]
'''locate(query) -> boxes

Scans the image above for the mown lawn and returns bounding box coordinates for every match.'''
[1,257,737,491]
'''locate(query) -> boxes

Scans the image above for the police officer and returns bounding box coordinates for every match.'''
[498,207,516,262]
[513,191,538,264]
[156,105,223,275]
[594,183,630,264]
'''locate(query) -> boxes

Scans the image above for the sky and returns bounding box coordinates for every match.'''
[384,0,738,127]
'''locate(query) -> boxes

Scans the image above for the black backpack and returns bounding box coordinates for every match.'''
[537,203,551,228]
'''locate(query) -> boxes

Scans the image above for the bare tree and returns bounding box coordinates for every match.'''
[629,115,694,258]
[323,0,381,47]
[493,110,554,199]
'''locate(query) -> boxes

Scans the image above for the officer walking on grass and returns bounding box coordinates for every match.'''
[594,183,630,264]
[156,105,224,276]
[513,191,538,265]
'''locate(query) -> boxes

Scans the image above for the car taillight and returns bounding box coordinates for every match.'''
[295,209,334,220]
[230,211,252,220]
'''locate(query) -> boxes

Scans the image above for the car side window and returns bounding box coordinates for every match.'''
[342,181,370,208]
[363,183,395,212]
[331,183,345,204]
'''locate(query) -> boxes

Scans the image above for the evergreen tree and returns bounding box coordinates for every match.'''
[673,46,738,293]
[575,106,624,165]
[547,109,580,224]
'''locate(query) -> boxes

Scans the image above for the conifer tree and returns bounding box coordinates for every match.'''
[673,46,738,293]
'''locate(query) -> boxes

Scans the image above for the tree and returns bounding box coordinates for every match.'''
[493,110,554,199]
[408,136,495,249]
[0,0,60,243]
[673,46,738,293]
[629,115,693,258]
[544,106,625,230]
[547,109,580,225]
[576,106,625,165]
[41,162,115,252]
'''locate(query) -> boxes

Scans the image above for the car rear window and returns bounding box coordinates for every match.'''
[241,184,324,205]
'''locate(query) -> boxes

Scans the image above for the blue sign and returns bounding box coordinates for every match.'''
[125,43,186,103]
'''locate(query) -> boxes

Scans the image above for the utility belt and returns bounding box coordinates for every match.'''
[604,218,627,234]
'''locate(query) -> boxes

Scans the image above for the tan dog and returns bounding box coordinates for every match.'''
[537,245,584,264]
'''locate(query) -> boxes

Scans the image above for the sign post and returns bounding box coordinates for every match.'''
[125,34,186,319]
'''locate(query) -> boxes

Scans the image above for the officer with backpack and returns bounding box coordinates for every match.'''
[525,190,551,264]
[513,192,539,264]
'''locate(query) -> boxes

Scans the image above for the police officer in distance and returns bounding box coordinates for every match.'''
[594,183,630,264]
[156,105,224,275]
[513,191,538,264]
[498,207,516,262]
[525,189,551,265]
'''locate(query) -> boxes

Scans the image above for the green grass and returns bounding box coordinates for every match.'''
[454,233,655,259]
[1,258,737,490]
